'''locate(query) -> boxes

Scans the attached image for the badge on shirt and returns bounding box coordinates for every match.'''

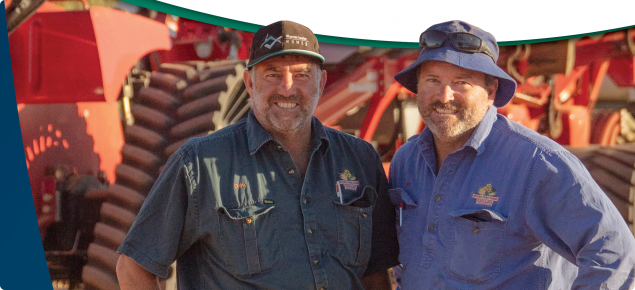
[337,169,359,191]
[472,184,499,206]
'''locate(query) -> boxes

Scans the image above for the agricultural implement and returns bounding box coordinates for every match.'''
[6,1,635,289]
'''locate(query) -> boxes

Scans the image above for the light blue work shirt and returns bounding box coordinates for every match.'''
[389,106,635,289]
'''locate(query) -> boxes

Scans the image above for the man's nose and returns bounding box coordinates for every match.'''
[438,85,455,103]
[278,72,296,97]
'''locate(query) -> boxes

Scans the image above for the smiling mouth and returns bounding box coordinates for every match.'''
[435,108,457,114]
[276,102,298,109]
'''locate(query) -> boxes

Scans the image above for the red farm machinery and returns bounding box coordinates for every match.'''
[6,0,635,289]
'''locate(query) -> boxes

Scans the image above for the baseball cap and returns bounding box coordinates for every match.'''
[394,20,517,107]
[247,20,325,68]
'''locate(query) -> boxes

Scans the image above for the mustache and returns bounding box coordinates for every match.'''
[426,101,461,111]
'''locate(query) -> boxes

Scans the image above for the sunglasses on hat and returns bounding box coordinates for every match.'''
[419,30,496,61]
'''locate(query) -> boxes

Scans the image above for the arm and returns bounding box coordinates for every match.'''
[526,150,635,288]
[117,150,201,280]
[362,270,392,290]
[116,254,161,290]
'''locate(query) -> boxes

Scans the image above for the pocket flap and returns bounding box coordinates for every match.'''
[221,202,275,220]
[388,188,417,207]
[333,186,377,207]
[450,208,507,222]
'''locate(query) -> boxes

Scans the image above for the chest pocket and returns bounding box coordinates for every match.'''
[333,186,377,267]
[388,188,418,266]
[445,208,507,284]
[217,202,281,276]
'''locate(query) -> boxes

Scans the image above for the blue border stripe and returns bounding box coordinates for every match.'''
[0,1,53,289]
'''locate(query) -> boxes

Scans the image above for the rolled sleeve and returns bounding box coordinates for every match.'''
[117,149,200,278]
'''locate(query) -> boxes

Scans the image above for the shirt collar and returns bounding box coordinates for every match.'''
[465,105,497,154]
[247,110,330,155]
[415,105,497,156]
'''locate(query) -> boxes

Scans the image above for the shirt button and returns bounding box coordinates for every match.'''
[428,225,434,231]
[303,198,308,204]
[361,213,368,218]
[313,259,319,264]
[307,228,313,234]
[288,169,295,175]
[245,217,252,224]
[277,144,282,150]
[473,227,479,234]
[434,195,441,202]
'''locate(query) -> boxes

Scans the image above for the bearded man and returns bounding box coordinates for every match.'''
[388,20,635,289]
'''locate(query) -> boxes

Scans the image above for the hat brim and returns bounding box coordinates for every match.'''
[247,49,325,68]
[394,47,517,107]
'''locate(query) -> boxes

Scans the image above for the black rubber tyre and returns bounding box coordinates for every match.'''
[569,143,635,236]
[82,60,248,290]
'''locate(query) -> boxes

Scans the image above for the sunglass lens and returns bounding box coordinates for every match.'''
[450,33,481,51]
[420,30,446,48]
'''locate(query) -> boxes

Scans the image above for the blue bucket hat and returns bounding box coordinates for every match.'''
[394,20,517,107]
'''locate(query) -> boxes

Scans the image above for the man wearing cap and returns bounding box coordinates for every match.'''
[389,20,635,289]
[115,20,398,290]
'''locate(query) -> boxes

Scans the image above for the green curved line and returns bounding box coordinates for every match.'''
[123,0,635,48]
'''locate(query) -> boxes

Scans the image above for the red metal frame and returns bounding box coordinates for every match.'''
[496,29,635,147]
[10,7,171,104]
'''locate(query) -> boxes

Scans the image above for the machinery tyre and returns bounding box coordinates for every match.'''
[83,60,248,290]
[120,144,163,174]
[131,104,175,133]
[569,143,635,236]
[82,265,120,290]
[100,203,136,232]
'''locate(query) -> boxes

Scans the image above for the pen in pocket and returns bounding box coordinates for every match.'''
[399,203,404,226]
[336,181,343,204]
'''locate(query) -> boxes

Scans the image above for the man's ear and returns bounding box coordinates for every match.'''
[243,69,254,98]
[488,78,498,101]
[319,69,327,96]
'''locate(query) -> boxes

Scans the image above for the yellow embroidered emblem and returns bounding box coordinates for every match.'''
[339,170,357,181]
[338,169,359,190]
[472,184,499,206]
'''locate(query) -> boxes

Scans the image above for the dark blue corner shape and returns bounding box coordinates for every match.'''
[0,2,54,289]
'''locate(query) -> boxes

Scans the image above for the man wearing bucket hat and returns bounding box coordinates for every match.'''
[116,20,398,290]
[389,20,635,289]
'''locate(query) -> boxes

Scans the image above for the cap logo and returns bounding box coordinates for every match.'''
[285,34,309,46]
[261,34,283,49]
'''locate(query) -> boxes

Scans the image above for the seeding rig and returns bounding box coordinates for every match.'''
[6,0,635,289]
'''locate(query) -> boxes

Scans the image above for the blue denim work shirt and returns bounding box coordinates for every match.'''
[389,106,635,289]
[118,110,399,289]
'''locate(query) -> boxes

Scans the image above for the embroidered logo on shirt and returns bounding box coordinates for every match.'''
[264,199,274,204]
[233,183,247,189]
[472,184,499,206]
[338,169,359,191]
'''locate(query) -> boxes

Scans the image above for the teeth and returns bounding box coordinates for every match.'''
[436,108,455,114]
[277,102,297,109]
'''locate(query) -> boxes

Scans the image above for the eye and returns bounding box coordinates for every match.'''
[264,73,282,79]
[426,78,440,83]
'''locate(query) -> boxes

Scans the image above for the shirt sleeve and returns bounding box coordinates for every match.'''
[117,149,200,278]
[364,149,400,276]
[525,149,635,289]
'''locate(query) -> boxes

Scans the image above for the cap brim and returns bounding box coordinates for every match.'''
[394,48,517,107]
[247,49,326,67]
